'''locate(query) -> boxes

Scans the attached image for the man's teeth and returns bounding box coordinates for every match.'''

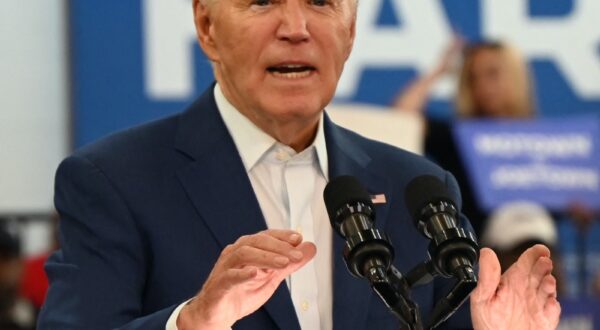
[268,64,315,78]
[271,69,312,79]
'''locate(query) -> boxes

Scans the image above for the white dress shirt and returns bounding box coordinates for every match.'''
[166,84,333,330]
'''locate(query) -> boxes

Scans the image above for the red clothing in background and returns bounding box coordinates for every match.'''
[20,253,50,309]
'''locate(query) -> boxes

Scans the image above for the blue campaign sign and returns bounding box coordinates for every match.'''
[69,1,600,147]
[453,117,600,212]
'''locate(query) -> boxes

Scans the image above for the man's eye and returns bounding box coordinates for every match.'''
[311,0,328,6]
[253,0,271,6]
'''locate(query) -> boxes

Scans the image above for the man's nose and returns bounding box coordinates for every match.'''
[276,2,310,43]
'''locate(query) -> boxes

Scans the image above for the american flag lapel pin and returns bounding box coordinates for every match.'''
[370,194,387,204]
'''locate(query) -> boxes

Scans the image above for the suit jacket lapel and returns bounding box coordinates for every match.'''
[324,113,394,330]
[173,87,301,330]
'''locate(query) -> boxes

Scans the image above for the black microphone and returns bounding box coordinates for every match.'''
[324,176,423,329]
[404,175,478,281]
[323,175,394,278]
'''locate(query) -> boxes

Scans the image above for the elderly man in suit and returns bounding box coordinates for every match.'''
[39,0,560,329]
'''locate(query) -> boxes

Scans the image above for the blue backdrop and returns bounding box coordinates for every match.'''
[70,0,600,147]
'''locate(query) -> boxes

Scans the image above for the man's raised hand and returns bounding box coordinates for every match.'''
[470,244,561,330]
[177,229,316,330]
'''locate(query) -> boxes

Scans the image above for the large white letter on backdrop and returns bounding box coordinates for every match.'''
[143,0,197,100]
[337,0,453,100]
[483,0,600,98]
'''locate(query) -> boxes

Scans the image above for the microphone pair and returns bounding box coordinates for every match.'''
[323,175,479,329]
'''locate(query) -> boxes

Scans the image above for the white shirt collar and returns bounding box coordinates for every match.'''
[214,84,329,179]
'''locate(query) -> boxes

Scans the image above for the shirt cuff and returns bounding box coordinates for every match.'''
[165,298,193,330]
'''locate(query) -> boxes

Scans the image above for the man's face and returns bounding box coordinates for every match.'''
[194,0,356,127]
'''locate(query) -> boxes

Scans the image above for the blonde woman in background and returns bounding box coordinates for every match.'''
[455,41,535,119]
[395,39,535,118]
[394,39,536,235]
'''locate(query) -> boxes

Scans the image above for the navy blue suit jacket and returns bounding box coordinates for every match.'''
[39,87,473,329]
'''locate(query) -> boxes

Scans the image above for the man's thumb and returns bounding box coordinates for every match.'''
[472,247,501,303]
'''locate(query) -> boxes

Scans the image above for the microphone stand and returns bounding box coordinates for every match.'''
[341,225,424,330]
[364,261,423,330]
[342,227,478,330]
[404,259,477,329]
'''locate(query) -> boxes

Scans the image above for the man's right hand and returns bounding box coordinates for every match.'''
[177,229,316,330]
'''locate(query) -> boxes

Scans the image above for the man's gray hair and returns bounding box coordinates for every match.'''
[199,0,358,7]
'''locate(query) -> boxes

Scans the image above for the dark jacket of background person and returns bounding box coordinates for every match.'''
[422,119,487,236]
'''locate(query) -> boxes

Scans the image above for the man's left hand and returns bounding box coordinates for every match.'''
[470,244,561,330]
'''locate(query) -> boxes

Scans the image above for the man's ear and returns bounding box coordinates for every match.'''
[193,0,219,62]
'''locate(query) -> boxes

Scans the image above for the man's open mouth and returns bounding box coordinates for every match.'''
[267,64,316,79]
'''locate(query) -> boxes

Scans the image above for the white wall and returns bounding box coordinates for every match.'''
[0,1,69,214]
[327,104,424,155]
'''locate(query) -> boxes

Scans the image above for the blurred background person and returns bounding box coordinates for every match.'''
[481,201,565,296]
[394,38,536,235]
[0,224,35,330]
[18,213,58,313]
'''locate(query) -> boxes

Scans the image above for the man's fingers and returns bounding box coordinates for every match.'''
[254,229,303,246]
[232,231,305,261]
[525,263,553,317]
[472,248,501,303]
[296,241,317,264]
[540,274,557,298]
[516,244,551,273]
[273,241,317,281]
[529,256,553,290]
[544,296,561,327]
[536,274,557,306]
[225,245,294,269]
[285,241,317,272]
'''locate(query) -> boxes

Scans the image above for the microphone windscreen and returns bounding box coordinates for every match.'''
[324,175,373,223]
[404,175,455,221]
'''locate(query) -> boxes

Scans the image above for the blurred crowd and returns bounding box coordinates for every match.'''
[0,217,55,330]
[394,37,600,299]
